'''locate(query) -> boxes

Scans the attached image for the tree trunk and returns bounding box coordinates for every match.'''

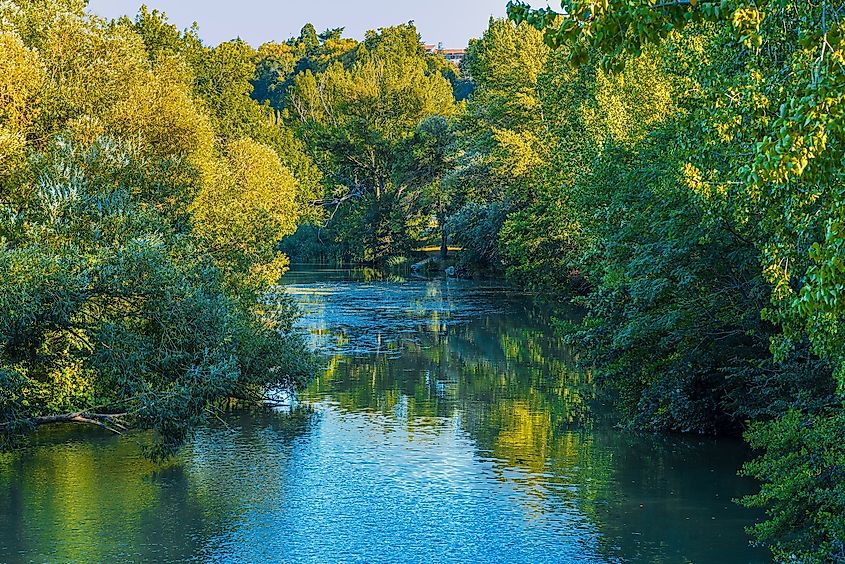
[375,175,383,200]
[438,205,449,259]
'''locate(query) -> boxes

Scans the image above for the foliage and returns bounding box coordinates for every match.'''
[191,138,299,295]
[445,201,507,269]
[504,1,845,560]
[0,1,314,458]
[567,128,832,434]
[397,116,458,257]
[445,18,551,273]
[508,0,845,389]
[742,410,845,563]
[128,10,324,220]
[286,23,456,262]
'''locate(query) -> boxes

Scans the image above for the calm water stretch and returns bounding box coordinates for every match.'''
[0,267,769,563]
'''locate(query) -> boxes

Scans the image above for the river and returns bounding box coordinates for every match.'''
[0,266,769,563]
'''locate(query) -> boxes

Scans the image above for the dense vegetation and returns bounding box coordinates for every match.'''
[503,1,845,561]
[0,1,315,458]
[255,23,461,263]
[2,0,844,560]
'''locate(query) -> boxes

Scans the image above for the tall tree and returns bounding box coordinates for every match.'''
[397,116,458,258]
[446,18,550,273]
[0,1,314,458]
[287,23,456,261]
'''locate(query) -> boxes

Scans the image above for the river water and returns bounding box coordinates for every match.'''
[0,267,769,563]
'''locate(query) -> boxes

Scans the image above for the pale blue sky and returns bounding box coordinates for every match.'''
[86,0,547,49]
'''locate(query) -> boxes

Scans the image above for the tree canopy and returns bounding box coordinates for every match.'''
[502,2,845,560]
[0,1,315,458]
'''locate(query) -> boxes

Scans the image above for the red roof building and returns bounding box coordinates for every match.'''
[424,43,466,65]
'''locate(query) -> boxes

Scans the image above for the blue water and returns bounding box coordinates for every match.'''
[0,267,770,563]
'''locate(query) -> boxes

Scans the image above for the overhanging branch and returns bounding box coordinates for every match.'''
[1,412,129,435]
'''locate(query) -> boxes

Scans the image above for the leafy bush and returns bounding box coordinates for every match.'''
[742,410,845,563]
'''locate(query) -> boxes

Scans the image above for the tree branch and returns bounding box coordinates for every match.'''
[1,412,129,435]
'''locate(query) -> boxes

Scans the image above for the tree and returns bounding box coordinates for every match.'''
[190,138,300,296]
[0,1,314,458]
[446,18,551,275]
[129,9,324,219]
[0,31,43,193]
[287,23,456,262]
[508,0,845,384]
[397,116,458,258]
[507,1,845,559]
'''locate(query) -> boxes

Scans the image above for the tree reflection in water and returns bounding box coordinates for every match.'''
[0,268,768,563]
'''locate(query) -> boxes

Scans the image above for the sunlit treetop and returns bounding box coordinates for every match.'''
[507,1,810,70]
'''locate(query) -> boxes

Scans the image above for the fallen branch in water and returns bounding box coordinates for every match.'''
[228,386,294,409]
[228,396,292,408]
[1,412,129,435]
[259,400,291,407]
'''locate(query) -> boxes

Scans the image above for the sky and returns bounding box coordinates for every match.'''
[85,0,547,49]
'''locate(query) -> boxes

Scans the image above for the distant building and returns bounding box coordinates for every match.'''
[424,43,466,65]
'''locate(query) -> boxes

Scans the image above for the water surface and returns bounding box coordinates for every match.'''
[0,267,769,563]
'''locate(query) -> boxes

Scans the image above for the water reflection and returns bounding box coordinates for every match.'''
[0,410,314,563]
[288,267,769,563]
[0,267,769,563]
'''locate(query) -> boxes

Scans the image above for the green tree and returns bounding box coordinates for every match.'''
[0,1,314,458]
[447,18,550,274]
[190,138,300,296]
[397,116,458,258]
[287,23,456,262]
[508,1,845,560]
[129,9,324,220]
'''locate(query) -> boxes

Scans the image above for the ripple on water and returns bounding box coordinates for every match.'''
[190,404,612,564]
[285,279,511,356]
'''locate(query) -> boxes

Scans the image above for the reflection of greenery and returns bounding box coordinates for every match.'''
[303,302,607,510]
[302,291,765,562]
[0,433,166,562]
[0,409,313,562]
[359,268,408,283]
[306,314,592,424]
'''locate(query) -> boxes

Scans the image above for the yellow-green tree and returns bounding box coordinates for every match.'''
[191,138,300,295]
[0,1,313,458]
[287,24,456,262]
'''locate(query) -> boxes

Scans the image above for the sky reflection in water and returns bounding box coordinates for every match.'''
[0,267,769,563]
